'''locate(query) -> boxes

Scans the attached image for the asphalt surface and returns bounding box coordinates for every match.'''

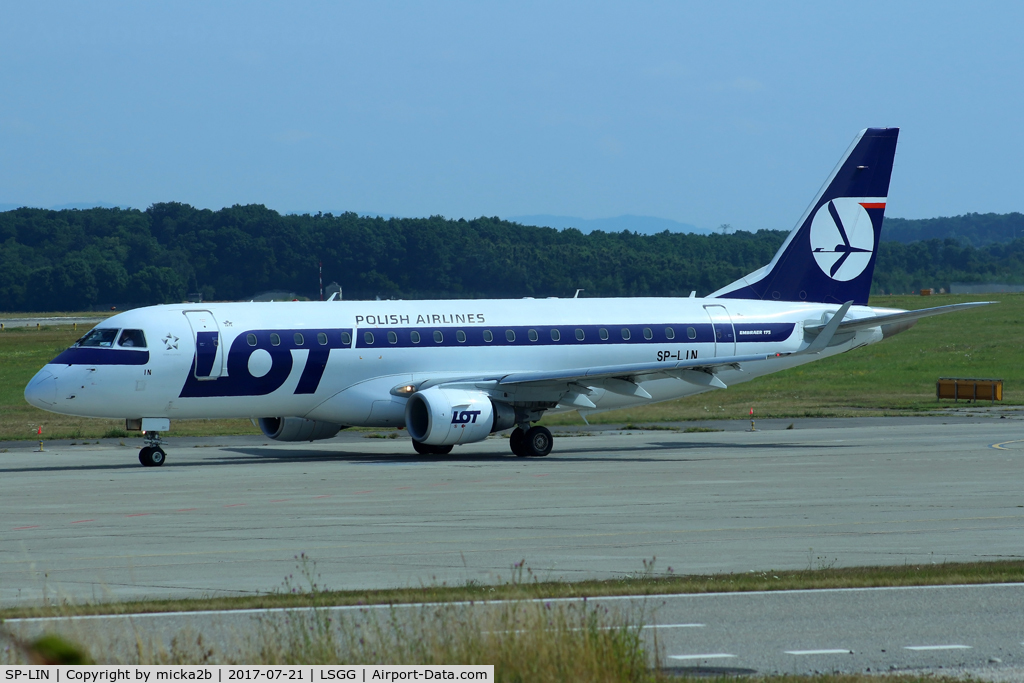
[0,316,103,328]
[1,413,1022,608]
[5,584,1024,676]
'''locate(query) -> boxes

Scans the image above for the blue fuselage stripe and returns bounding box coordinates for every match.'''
[51,347,150,365]
[354,323,794,349]
[51,323,795,370]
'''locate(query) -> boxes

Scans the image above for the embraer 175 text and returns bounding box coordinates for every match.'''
[25,128,988,465]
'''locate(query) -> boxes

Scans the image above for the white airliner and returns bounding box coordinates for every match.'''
[25,128,987,466]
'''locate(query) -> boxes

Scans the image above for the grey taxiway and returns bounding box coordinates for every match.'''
[3,413,1024,674]
[2,413,1022,606]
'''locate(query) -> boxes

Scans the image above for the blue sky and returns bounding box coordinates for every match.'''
[1,2,1021,231]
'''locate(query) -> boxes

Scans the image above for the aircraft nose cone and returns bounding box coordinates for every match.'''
[25,370,57,408]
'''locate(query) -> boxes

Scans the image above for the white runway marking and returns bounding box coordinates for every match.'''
[785,649,852,655]
[904,645,972,651]
[642,623,704,629]
[668,653,737,660]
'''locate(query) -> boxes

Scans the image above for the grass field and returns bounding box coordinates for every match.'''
[1,294,1019,440]
[2,560,1020,675]
[3,558,1022,620]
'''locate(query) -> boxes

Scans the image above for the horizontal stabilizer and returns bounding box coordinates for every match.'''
[801,301,853,354]
[805,302,994,336]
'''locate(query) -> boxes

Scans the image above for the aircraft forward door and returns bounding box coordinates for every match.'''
[184,310,224,380]
[703,304,736,357]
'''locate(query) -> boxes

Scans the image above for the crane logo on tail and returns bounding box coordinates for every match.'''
[809,198,876,281]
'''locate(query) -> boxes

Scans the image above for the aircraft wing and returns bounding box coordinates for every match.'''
[495,353,774,386]
[805,301,993,336]
[415,352,777,408]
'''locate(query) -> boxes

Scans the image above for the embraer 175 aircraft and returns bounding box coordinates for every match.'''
[25,128,987,466]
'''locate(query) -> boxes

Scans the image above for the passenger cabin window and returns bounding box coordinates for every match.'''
[599,328,609,340]
[433,330,444,343]
[506,329,516,342]
[528,329,539,342]
[388,331,398,344]
[118,329,147,348]
[456,330,467,343]
[294,333,304,345]
[550,328,560,341]
[77,328,118,347]
[270,333,281,346]
[410,331,421,344]
[620,328,631,340]
[575,328,585,341]
[341,331,352,346]
[665,327,675,340]
[643,327,653,340]
[317,333,328,345]
[364,331,374,345]
[687,326,697,340]
[483,330,493,342]
[247,333,258,346]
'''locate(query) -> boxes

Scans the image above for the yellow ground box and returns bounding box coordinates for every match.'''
[936,377,1003,402]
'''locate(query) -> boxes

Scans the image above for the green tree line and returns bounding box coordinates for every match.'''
[1,203,1023,311]
[882,212,1024,246]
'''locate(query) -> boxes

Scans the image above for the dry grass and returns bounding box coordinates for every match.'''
[4,559,1022,621]
[0,558,989,679]
[1,560,654,678]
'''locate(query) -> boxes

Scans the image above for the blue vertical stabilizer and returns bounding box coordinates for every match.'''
[711,128,899,305]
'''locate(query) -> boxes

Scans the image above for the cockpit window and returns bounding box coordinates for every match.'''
[76,328,119,347]
[117,329,147,348]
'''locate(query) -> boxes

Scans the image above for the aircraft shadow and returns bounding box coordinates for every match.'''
[0,440,849,473]
[0,462,159,474]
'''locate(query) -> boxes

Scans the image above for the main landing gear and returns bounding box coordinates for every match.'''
[412,440,454,455]
[139,431,166,467]
[509,425,552,458]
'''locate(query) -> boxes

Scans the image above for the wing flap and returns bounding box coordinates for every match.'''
[496,352,774,387]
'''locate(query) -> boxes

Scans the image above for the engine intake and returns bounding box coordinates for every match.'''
[258,417,343,442]
[405,387,514,446]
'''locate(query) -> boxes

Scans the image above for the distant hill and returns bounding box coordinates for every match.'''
[0,201,127,212]
[509,214,708,235]
[882,212,1024,247]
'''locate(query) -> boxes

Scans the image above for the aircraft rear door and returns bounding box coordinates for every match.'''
[703,304,736,357]
[184,310,224,380]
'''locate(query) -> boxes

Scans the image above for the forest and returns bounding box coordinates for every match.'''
[1,203,1023,311]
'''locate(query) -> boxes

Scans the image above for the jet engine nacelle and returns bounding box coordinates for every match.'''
[405,387,515,446]
[258,417,343,442]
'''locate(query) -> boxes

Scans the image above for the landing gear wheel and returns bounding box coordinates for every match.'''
[139,446,166,467]
[509,427,527,457]
[523,426,552,457]
[412,440,454,455]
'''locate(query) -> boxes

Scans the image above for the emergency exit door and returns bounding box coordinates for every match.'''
[703,304,736,357]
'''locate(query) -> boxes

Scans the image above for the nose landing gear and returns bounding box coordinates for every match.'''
[139,431,166,467]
